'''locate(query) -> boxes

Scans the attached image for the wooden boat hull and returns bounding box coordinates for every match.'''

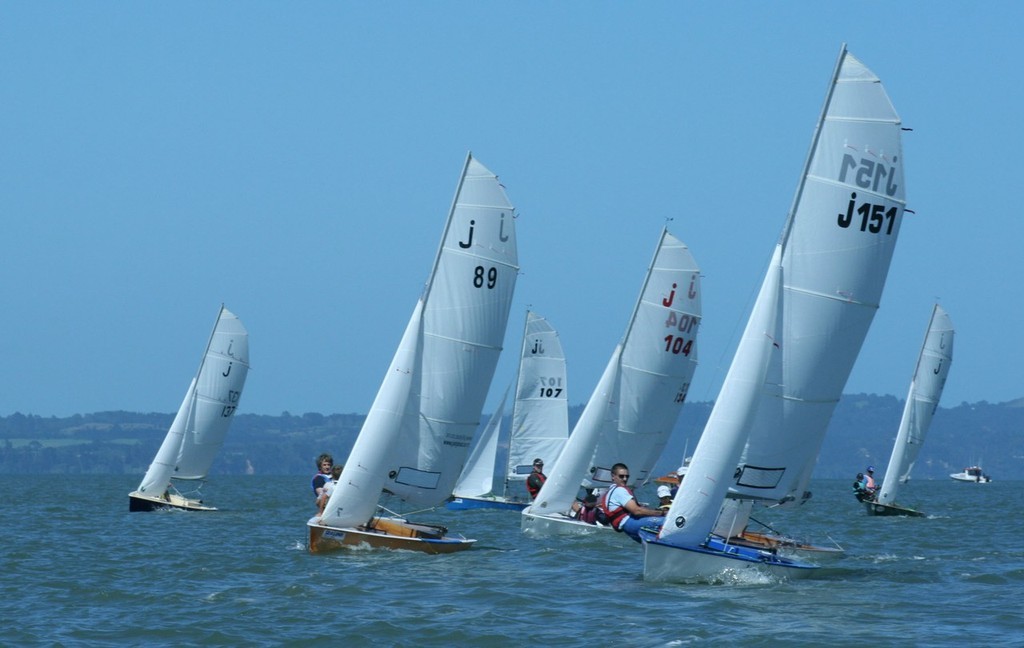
[731,530,845,560]
[446,496,528,512]
[520,510,612,536]
[307,516,475,555]
[864,501,925,517]
[642,535,818,584]
[128,491,216,512]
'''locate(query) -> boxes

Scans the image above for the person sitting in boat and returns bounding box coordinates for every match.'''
[599,463,665,542]
[852,472,872,502]
[570,493,600,524]
[526,458,546,499]
[863,466,878,498]
[317,464,343,515]
[657,484,674,511]
[311,453,334,501]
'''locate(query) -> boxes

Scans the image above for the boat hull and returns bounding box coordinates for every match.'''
[446,496,528,511]
[308,516,475,555]
[864,501,925,517]
[128,491,216,512]
[520,510,612,536]
[731,530,845,561]
[642,535,818,584]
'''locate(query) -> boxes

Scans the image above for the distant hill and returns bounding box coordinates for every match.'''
[2,394,1021,479]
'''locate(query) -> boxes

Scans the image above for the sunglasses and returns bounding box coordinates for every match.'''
[616,473,629,480]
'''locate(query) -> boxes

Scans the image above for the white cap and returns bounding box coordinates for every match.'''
[657,485,672,498]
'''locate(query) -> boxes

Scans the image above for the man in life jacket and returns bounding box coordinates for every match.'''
[526,458,546,499]
[599,462,665,542]
[863,466,878,500]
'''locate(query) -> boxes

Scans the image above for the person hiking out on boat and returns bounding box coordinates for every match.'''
[526,458,546,499]
[852,472,873,502]
[863,466,878,498]
[311,453,334,500]
[599,462,665,542]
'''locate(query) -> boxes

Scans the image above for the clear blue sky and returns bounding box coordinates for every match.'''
[2,3,1020,417]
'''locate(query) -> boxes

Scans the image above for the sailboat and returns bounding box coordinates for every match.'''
[522,228,701,536]
[448,311,569,511]
[129,305,250,512]
[643,45,907,583]
[309,153,518,554]
[866,305,953,516]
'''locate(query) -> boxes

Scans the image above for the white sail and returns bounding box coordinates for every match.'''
[876,305,954,505]
[585,229,701,487]
[526,228,700,519]
[729,48,906,507]
[644,46,906,581]
[506,311,570,490]
[452,384,510,499]
[658,251,781,547]
[135,305,249,494]
[322,154,518,527]
[135,378,196,496]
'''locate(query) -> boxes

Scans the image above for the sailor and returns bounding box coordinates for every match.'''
[526,458,547,499]
[599,462,665,542]
[311,453,334,500]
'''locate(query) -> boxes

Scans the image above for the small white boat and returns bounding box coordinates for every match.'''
[950,466,991,483]
[129,305,250,512]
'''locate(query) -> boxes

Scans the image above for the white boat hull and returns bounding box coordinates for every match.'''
[308,516,475,555]
[520,510,613,536]
[642,537,818,584]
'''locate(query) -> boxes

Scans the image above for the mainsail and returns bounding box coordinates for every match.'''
[322,154,519,528]
[730,47,907,508]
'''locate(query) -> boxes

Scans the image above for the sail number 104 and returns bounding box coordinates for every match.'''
[663,312,697,357]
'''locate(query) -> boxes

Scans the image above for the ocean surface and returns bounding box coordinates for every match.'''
[3,475,1021,647]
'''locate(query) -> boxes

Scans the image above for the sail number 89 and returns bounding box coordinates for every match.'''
[474,266,497,289]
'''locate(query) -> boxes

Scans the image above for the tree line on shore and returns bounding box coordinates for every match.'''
[1,394,1021,480]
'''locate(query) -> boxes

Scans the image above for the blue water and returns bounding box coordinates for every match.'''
[2,475,1021,646]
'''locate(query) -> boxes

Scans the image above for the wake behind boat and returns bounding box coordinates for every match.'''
[644,45,907,583]
[129,305,250,512]
[309,153,518,554]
